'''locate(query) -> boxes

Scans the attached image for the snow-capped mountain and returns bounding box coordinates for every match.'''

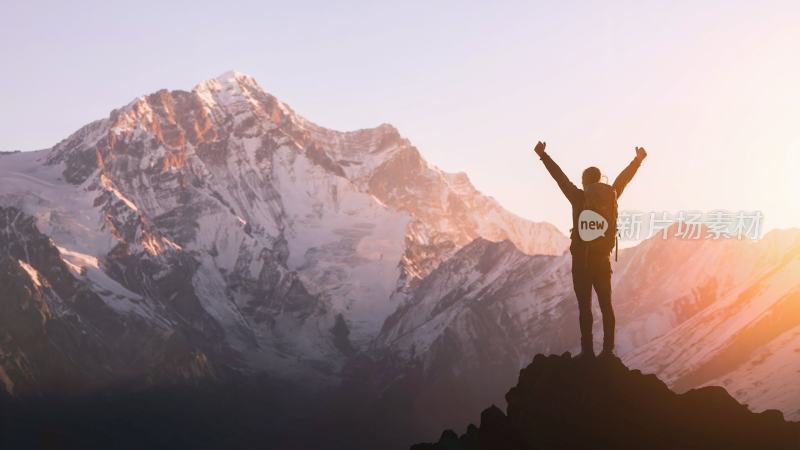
[371,228,800,423]
[0,71,567,391]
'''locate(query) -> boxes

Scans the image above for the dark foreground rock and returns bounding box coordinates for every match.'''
[412,353,800,450]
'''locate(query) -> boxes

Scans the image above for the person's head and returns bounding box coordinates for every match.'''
[582,166,602,187]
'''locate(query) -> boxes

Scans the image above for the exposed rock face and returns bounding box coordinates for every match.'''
[412,353,800,450]
[0,206,216,395]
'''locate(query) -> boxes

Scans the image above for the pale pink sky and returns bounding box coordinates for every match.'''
[2,1,799,234]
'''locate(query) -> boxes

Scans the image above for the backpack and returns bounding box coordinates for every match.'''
[578,183,618,259]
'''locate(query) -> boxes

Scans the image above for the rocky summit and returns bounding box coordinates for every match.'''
[412,353,800,450]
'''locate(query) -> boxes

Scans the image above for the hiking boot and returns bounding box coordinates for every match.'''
[599,350,620,362]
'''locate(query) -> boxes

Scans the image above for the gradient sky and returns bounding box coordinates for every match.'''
[2,1,800,235]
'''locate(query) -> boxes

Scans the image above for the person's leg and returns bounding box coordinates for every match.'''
[571,256,594,356]
[591,255,615,354]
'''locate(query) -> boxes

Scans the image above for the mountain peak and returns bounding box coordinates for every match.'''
[217,69,251,80]
[413,353,800,450]
[188,70,299,124]
[201,70,260,90]
[194,70,258,89]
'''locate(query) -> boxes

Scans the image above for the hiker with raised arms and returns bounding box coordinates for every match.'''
[533,141,647,359]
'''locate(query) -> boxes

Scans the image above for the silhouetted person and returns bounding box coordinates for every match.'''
[534,141,646,358]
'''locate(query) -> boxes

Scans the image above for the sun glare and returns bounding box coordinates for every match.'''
[785,144,800,200]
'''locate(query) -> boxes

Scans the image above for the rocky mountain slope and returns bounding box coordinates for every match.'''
[0,206,216,395]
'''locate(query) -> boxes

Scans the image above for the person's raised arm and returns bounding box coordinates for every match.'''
[533,141,581,203]
[613,146,647,198]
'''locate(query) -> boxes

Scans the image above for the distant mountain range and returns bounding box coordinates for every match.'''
[0,72,797,448]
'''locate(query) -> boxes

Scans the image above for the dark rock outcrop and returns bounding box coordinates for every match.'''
[412,353,800,450]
